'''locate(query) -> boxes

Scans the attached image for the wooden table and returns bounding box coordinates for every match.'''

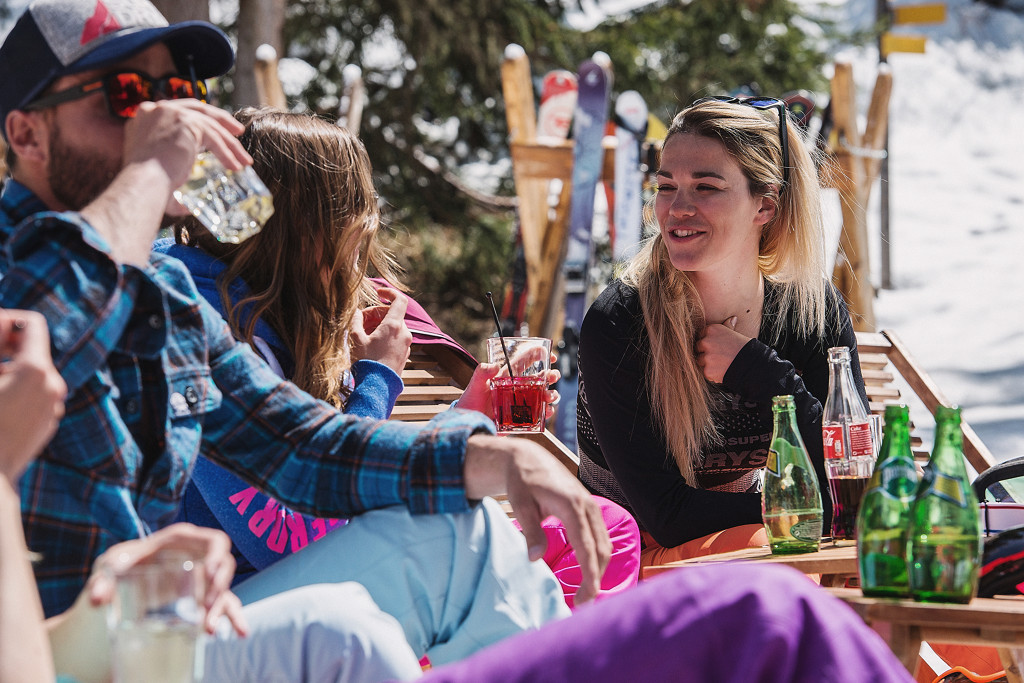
[829,588,1024,682]
[640,541,859,587]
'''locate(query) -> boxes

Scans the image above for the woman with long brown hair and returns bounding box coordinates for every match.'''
[156,107,422,580]
[172,106,411,407]
[156,108,639,607]
[577,97,869,568]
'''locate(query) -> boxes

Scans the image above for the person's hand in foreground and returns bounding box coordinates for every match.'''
[0,310,67,481]
[463,435,610,605]
[87,523,248,636]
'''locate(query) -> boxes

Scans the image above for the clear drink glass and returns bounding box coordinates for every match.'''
[824,455,874,541]
[174,152,274,244]
[485,336,552,434]
[107,553,205,683]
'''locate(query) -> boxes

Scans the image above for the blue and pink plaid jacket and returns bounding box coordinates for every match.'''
[0,179,492,616]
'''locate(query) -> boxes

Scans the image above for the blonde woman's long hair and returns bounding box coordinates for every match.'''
[178,107,403,408]
[620,98,831,485]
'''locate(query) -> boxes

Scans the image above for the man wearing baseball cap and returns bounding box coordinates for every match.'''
[0,1,610,680]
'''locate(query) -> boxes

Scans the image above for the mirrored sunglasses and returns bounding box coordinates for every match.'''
[25,71,208,119]
[694,95,791,191]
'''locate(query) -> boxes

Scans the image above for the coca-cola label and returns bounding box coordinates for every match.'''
[848,421,874,458]
[822,422,874,460]
[822,425,845,459]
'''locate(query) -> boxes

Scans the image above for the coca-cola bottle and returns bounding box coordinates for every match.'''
[821,346,875,540]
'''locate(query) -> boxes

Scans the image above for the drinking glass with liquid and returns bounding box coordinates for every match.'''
[174,152,275,244]
[485,336,552,433]
[107,552,205,683]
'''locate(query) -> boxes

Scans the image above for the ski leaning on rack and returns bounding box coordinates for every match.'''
[553,55,612,451]
[538,69,578,140]
[782,89,815,130]
[611,90,648,261]
[500,71,578,336]
[498,219,529,336]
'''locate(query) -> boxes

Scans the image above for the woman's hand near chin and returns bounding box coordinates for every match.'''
[696,317,749,384]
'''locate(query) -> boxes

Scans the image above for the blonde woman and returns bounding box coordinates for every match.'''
[576,97,868,568]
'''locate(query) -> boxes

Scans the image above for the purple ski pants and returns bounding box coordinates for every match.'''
[420,562,913,683]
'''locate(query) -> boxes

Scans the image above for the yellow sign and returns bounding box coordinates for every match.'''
[892,3,947,25]
[646,113,668,143]
[881,33,928,57]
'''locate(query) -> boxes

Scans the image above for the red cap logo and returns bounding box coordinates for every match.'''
[81,2,122,45]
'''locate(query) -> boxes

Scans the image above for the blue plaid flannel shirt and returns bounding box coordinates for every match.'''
[0,179,494,616]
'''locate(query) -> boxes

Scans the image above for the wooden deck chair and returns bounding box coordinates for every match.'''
[855,330,996,475]
[391,329,995,488]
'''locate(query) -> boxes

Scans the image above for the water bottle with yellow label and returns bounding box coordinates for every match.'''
[908,405,982,603]
[762,395,823,555]
[857,404,918,597]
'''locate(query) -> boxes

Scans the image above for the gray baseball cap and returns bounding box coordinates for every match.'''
[0,0,234,138]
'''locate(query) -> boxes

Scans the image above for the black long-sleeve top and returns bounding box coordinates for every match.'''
[577,279,867,548]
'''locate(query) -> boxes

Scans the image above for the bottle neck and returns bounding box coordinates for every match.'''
[825,358,868,421]
[879,417,912,463]
[772,401,801,441]
[930,415,967,475]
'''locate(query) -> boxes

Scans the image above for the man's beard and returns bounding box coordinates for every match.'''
[47,121,120,211]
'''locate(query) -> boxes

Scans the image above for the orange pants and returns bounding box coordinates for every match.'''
[640,523,768,567]
[914,645,1005,682]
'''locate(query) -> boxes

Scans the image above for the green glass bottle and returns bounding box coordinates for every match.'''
[908,405,982,603]
[762,395,823,555]
[856,404,919,598]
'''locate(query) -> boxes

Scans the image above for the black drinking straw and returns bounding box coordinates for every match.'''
[485,292,517,379]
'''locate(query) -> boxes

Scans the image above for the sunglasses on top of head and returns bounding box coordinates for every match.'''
[694,95,790,191]
[24,70,208,120]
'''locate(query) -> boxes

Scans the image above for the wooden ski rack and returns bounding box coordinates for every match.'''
[822,61,893,332]
[251,45,889,338]
[500,50,893,338]
[501,48,619,340]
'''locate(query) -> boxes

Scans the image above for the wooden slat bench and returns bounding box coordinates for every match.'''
[392,331,995,483]
[856,330,995,474]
